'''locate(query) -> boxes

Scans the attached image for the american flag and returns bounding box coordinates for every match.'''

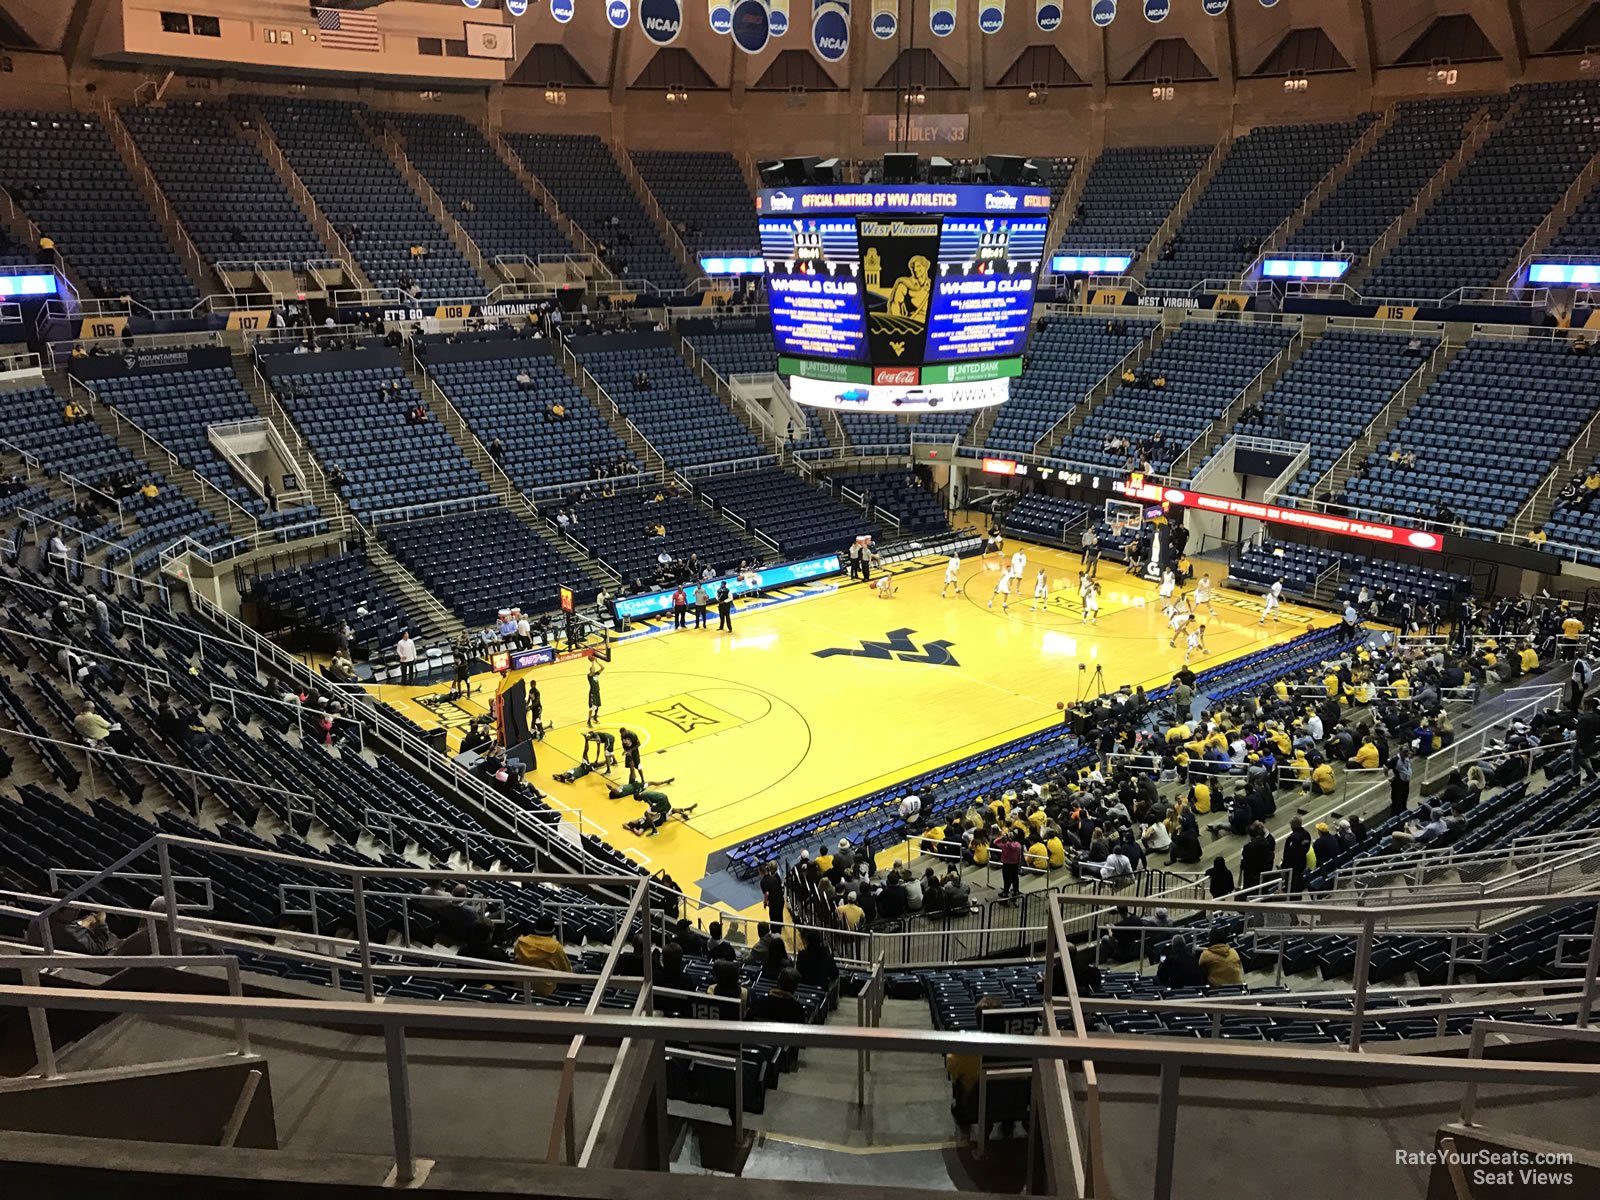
[314,6,381,53]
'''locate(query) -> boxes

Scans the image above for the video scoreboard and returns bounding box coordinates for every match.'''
[757,184,1050,407]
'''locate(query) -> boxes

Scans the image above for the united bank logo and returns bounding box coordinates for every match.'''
[814,627,960,667]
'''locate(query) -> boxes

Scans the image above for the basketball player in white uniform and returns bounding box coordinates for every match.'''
[1184,622,1207,665]
[1260,577,1284,625]
[1082,581,1100,625]
[1030,567,1049,611]
[1194,574,1214,616]
[989,568,1014,612]
[1010,548,1027,580]
[940,553,962,598]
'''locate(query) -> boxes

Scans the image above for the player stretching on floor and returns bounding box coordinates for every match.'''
[1260,577,1284,626]
[989,567,1014,612]
[1031,567,1049,611]
[940,553,962,598]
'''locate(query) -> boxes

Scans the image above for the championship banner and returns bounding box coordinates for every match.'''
[732,0,770,52]
[550,0,575,23]
[639,0,682,43]
[1142,0,1169,22]
[770,0,790,35]
[871,0,897,38]
[929,0,955,36]
[1202,0,1229,13]
[978,0,1003,33]
[1035,0,1061,32]
[812,0,849,61]
[606,0,631,30]
[709,0,733,33]
[1091,0,1116,26]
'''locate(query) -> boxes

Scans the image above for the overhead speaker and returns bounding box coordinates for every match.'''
[985,154,1028,184]
[813,157,841,184]
[782,156,822,185]
[928,156,953,181]
[884,152,920,183]
[758,159,787,186]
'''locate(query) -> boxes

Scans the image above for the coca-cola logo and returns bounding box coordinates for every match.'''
[874,367,920,385]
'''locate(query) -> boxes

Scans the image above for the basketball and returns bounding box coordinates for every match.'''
[1057,701,1065,710]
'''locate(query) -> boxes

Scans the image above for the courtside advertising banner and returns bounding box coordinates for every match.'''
[813,0,849,61]
[639,0,683,43]
[929,0,956,36]
[770,0,791,35]
[871,0,898,38]
[978,0,1004,34]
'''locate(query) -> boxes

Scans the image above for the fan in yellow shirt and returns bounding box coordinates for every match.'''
[1519,645,1540,673]
[1311,762,1336,794]
[1349,740,1380,770]
[1025,841,1047,870]
[1045,834,1066,867]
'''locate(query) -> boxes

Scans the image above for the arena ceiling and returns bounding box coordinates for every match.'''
[3,0,1600,92]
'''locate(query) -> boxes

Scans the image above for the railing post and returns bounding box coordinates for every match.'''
[1151,1062,1181,1200]
[353,874,376,1003]
[383,1023,418,1184]
[1348,914,1376,1052]
[22,961,57,1079]
[157,840,184,957]
[1577,901,1600,1028]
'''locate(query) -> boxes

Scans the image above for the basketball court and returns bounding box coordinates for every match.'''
[370,537,1324,909]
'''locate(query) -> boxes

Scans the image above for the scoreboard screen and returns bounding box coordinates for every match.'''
[758,184,1050,374]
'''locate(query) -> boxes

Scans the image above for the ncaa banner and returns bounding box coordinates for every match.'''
[606,0,631,29]
[732,0,770,52]
[770,0,790,35]
[1035,0,1061,31]
[978,0,1004,34]
[929,0,955,36]
[640,0,682,44]
[1142,0,1168,22]
[1091,0,1116,27]
[1202,0,1228,12]
[550,0,575,22]
[1258,0,1280,6]
[871,0,897,38]
[813,0,849,61]
[505,0,529,13]
[709,0,733,34]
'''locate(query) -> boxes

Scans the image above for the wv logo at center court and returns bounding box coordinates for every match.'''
[814,627,960,667]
